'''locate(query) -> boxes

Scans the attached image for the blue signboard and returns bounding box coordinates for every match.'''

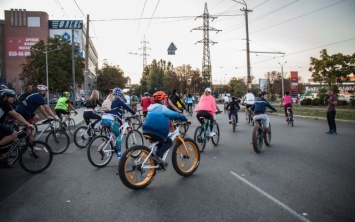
[49,20,83,29]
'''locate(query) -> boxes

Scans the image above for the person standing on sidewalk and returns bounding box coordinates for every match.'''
[324,90,337,135]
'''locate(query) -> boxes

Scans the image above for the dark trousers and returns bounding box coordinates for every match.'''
[144,134,173,158]
[196,110,214,131]
[229,111,238,123]
[83,111,102,127]
[326,110,336,132]
[284,103,293,118]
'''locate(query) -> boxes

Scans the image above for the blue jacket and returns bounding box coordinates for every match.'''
[109,98,135,119]
[252,98,277,115]
[143,103,187,140]
[16,93,46,115]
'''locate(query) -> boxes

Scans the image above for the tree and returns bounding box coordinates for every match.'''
[96,63,129,95]
[228,77,247,97]
[20,36,85,92]
[264,71,279,100]
[309,49,355,89]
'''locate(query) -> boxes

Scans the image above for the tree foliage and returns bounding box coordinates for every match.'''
[20,36,85,92]
[96,63,129,95]
[309,49,355,89]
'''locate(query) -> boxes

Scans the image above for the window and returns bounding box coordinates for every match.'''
[28,17,40,27]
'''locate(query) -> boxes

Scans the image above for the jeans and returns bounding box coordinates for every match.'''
[229,111,238,123]
[253,114,270,128]
[326,111,336,132]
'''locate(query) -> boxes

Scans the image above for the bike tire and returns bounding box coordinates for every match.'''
[33,124,39,137]
[118,145,156,190]
[252,125,263,153]
[178,124,187,138]
[232,115,236,132]
[68,118,75,135]
[74,126,93,148]
[172,138,200,177]
[291,116,294,127]
[132,117,142,130]
[194,126,206,152]
[211,122,220,146]
[19,140,53,173]
[125,129,144,149]
[7,146,19,165]
[45,130,70,154]
[87,135,114,168]
[264,123,272,146]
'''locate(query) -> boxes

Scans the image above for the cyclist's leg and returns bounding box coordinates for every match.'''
[85,111,101,128]
[0,125,17,146]
[105,120,121,153]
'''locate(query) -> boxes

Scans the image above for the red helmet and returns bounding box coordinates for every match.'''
[153,91,167,101]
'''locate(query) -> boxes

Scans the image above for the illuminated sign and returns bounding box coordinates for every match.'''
[49,20,83,29]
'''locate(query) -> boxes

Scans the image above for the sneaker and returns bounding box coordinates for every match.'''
[152,153,165,163]
[228,120,232,124]
[117,152,122,158]
[330,132,337,135]
[197,136,202,143]
[209,131,216,137]
[236,123,239,126]
[325,131,333,134]
[33,146,42,151]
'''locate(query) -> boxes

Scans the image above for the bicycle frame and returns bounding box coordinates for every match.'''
[35,119,57,140]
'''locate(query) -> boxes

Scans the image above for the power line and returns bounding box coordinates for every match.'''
[145,0,161,34]
[137,0,148,31]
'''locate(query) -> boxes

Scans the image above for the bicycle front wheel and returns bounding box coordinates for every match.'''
[74,126,92,148]
[172,138,200,177]
[178,124,187,138]
[132,117,142,130]
[68,118,75,135]
[125,129,144,149]
[118,145,156,190]
[87,135,114,168]
[252,125,263,153]
[264,123,272,146]
[19,140,53,173]
[194,126,206,152]
[211,122,220,146]
[45,130,70,154]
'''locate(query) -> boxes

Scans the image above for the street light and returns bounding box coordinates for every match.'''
[278,61,287,97]
[34,47,61,104]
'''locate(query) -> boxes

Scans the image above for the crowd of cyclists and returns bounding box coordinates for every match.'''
[1,82,291,168]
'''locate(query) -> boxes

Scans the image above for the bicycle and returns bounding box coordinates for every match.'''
[118,121,200,190]
[73,118,102,148]
[57,111,76,135]
[35,119,70,154]
[187,103,194,116]
[132,109,143,130]
[252,111,273,153]
[170,119,191,138]
[193,111,221,152]
[87,115,144,168]
[230,111,238,132]
[286,107,294,127]
[245,107,255,126]
[0,126,53,173]
[4,116,39,137]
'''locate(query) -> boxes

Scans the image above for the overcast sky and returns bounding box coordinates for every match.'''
[1,0,355,85]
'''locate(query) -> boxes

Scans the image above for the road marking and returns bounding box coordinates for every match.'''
[230,172,311,222]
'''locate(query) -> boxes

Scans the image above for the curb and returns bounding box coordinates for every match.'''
[269,113,355,124]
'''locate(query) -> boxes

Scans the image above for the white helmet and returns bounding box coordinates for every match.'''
[37,85,48,91]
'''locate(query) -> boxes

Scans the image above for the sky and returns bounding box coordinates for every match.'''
[1,0,355,85]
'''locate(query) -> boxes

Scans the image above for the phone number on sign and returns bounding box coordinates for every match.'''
[8,51,31,57]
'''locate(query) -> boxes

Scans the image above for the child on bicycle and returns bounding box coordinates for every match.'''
[142,91,188,163]
[280,91,292,121]
[185,93,194,113]
[54,91,77,127]
[251,91,277,131]
[101,87,136,158]
[226,96,240,125]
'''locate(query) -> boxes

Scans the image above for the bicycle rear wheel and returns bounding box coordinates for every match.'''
[252,125,263,153]
[125,129,144,149]
[118,145,156,190]
[231,115,236,132]
[74,126,93,148]
[68,118,75,135]
[211,122,220,146]
[264,123,272,146]
[45,130,70,154]
[87,135,114,167]
[132,117,142,130]
[19,140,53,173]
[194,126,206,152]
[172,138,200,177]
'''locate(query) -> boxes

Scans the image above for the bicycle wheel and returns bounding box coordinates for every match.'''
[87,135,114,167]
[252,125,263,153]
[67,118,75,135]
[19,140,53,173]
[33,124,39,137]
[194,126,206,152]
[264,123,272,146]
[118,145,156,190]
[74,126,93,148]
[132,117,142,130]
[232,115,236,132]
[172,138,200,177]
[45,130,70,154]
[125,129,144,149]
[291,115,294,127]
[178,124,187,138]
[7,146,19,165]
[211,122,220,146]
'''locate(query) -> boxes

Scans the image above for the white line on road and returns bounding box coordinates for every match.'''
[230,171,311,222]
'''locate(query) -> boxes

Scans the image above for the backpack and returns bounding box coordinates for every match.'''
[101,99,113,112]
[84,99,93,108]
[17,92,33,103]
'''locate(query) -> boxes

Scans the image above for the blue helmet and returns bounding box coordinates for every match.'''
[112,87,123,95]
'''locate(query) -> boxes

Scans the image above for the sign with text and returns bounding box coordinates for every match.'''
[290,71,299,99]
[7,37,39,57]
[49,20,83,29]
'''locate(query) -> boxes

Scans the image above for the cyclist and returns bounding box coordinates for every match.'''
[83,90,102,130]
[195,87,221,137]
[168,89,186,112]
[226,96,240,125]
[101,87,136,158]
[54,91,77,127]
[142,91,188,163]
[280,91,293,121]
[242,89,255,117]
[251,91,277,132]
[185,93,194,113]
[140,92,153,118]
[223,94,230,111]
[0,89,34,149]
[130,93,139,112]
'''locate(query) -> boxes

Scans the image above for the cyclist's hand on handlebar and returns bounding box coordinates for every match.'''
[27,124,34,129]
[216,110,222,114]
[74,110,78,115]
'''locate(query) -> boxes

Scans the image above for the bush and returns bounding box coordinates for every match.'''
[337,100,348,106]
[300,98,312,105]
[312,98,321,106]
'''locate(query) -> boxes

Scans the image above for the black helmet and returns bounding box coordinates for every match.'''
[1,89,16,97]
[258,91,267,97]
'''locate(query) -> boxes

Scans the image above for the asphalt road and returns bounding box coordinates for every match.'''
[1,110,355,222]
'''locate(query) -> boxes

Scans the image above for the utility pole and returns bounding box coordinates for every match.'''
[278,61,287,97]
[84,14,89,99]
[71,29,76,106]
[191,3,221,88]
